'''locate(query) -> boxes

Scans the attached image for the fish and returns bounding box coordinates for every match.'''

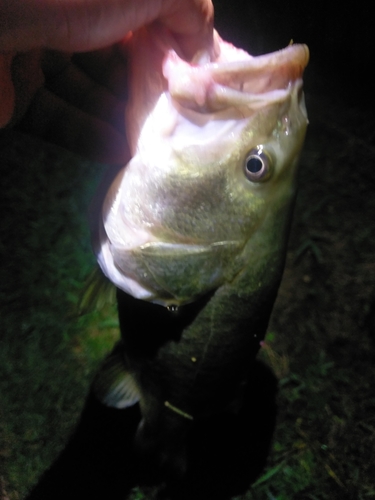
[91,27,309,475]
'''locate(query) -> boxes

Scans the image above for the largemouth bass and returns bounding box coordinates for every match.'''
[92,28,308,475]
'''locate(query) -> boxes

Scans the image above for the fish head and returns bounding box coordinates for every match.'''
[96,32,309,306]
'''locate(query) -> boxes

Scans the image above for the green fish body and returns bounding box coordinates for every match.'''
[92,28,309,472]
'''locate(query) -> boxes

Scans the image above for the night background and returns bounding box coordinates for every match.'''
[1,1,374,499]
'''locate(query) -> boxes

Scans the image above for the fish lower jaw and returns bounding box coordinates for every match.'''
[97,239,185,306]
[97,241,154,301]
[98,235,250,307]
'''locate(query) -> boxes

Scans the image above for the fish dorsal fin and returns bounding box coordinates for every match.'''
[93,342,140,409]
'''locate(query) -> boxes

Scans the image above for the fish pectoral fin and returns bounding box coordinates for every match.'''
[78,265,116,314]
[93,342,140,409]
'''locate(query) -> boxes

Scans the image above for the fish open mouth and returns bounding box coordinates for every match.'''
[163,34,309,113]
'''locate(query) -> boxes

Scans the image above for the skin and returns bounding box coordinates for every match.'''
[0,0,214,162]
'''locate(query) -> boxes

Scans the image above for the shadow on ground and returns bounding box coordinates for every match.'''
[26,361,277,500]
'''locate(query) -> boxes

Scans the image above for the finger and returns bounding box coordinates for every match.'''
[0,52,15,127]
[0,0,214,55]
[41,51,126,135]
[72,45,129,100]
[0,0,160,52]
[159,0,215,60]
[18,87,130,165]
[9,50,44,125]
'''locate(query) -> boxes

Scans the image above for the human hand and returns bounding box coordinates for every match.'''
[0,0,214,163]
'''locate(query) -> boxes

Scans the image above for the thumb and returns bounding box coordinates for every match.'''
[0,0,214,55]
[0,50,44,128]
[0,0,162,52]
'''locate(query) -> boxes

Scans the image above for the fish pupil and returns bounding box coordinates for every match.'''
[246,156,263,173]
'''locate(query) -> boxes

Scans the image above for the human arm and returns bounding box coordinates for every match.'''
[0,0,214,162]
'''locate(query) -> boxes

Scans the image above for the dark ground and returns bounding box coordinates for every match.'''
[1,1,375,499]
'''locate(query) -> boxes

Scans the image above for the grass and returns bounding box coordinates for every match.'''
[0,131,120,498]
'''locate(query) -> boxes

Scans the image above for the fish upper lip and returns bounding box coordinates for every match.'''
[165,42,309,113]
[211,43,309,78]
[209,43,309,96]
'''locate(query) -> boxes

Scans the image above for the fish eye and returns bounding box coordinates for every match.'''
[244,147,273,182]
